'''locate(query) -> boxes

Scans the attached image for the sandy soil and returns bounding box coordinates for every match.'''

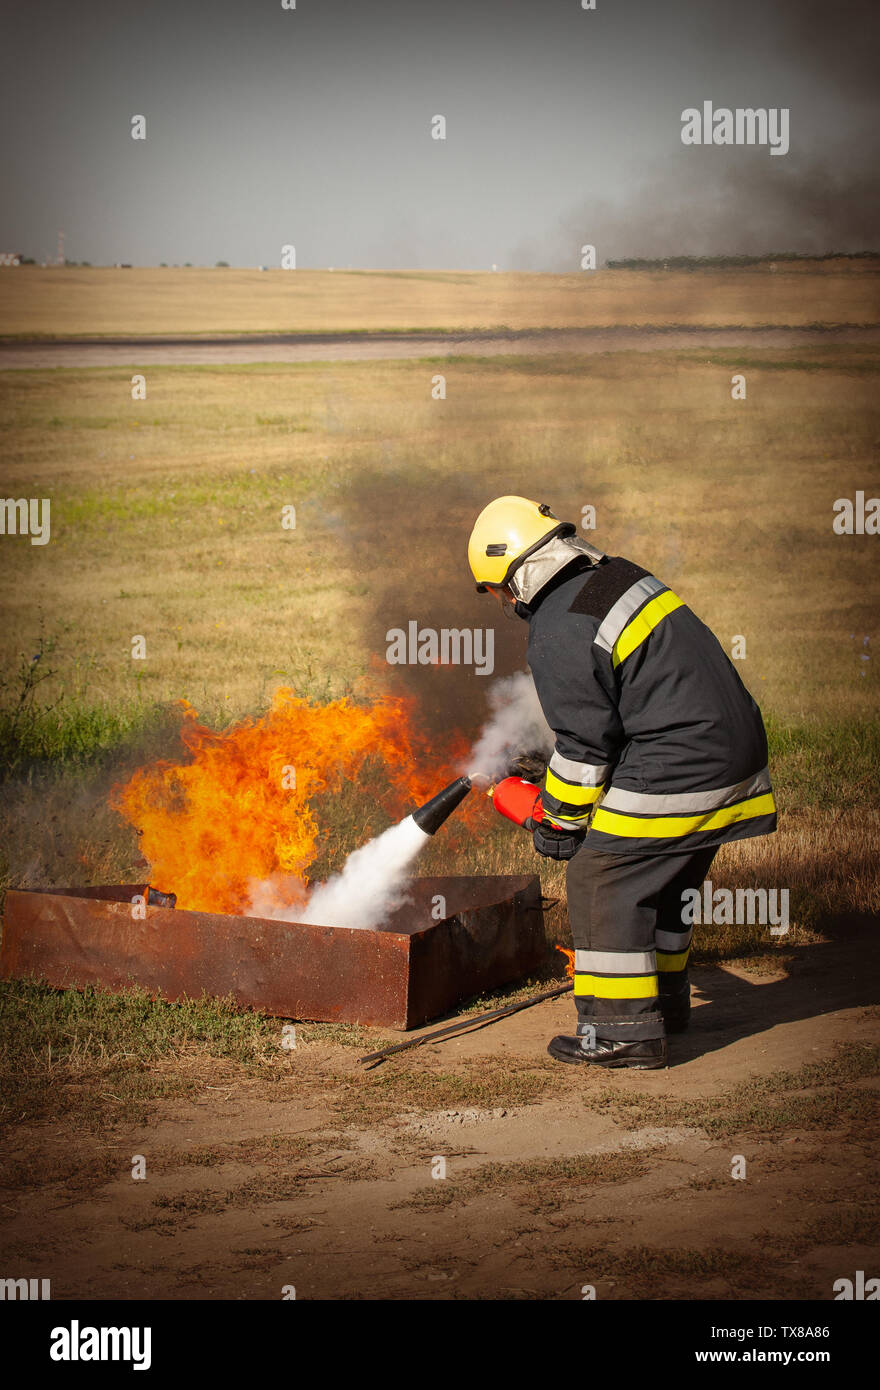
[1,918,877,1302]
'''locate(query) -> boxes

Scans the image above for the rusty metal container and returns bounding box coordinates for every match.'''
[0,875,545,1029]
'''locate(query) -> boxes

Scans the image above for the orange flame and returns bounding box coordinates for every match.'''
[555,945,575,979]
[110,687,474,915]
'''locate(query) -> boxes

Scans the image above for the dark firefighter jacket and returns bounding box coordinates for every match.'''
[525,555,777,855]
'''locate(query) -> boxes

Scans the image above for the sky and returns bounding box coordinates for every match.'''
[1,0,878,267]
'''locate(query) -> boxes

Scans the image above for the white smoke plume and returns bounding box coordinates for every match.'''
[246,814,431,931]
[299,815,430,929]
[464,671,554,781]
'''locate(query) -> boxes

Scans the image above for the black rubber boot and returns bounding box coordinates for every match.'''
[662,1008,689,1035]
[659,973,690,1034]
[547,1034,668,1069]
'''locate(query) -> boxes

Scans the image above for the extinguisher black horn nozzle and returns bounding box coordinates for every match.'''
[411,775,472,835]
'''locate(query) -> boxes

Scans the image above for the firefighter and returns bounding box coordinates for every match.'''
[467,496,777,1069]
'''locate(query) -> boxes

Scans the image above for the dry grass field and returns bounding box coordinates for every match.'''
[1,261,879,338]
[1,348,877,717]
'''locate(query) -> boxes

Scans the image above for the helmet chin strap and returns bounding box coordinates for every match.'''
[494,586,528,621]
[491,588,517,620]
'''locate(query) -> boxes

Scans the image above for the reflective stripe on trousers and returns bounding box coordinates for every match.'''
[565,843,718,1042]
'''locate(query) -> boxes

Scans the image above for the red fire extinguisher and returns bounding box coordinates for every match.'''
[488,776,546,831]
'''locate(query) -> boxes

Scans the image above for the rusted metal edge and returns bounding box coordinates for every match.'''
[0,875,547,1032]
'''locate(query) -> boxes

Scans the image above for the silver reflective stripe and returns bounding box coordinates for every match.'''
[549,752,611,786]
[575,948,656,975]
[655,929,693,952]
[600,768,772,815]
[594,575,666,654]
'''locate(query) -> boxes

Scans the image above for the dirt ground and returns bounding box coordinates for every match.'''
[1,917,877,1302]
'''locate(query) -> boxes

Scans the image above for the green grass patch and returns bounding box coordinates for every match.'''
[0,696,166,778]
[0,973,404,1137]
[0,979,284,1131]
[765,713,880,812]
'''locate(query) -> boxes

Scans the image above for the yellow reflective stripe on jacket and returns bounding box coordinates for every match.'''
[574,974,659,1000]
[591,791,777,839]
[544,768,605,808]
[612,590,683,668]
[656,949,690,972]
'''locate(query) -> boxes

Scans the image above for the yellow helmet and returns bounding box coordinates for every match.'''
[467,496,575,592]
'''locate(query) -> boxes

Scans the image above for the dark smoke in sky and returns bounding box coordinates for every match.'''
[343,469,529,739]
[554,152,880,264]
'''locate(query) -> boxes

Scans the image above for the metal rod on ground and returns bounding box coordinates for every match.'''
[358,980,574,1067]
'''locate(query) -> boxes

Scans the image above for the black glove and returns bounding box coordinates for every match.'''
[532,820,585,860]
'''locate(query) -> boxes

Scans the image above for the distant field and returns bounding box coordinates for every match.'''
[1,347,877,718]
[2,263,879,338]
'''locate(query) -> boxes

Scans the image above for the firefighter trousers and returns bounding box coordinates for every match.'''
[565,842,718,1042]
